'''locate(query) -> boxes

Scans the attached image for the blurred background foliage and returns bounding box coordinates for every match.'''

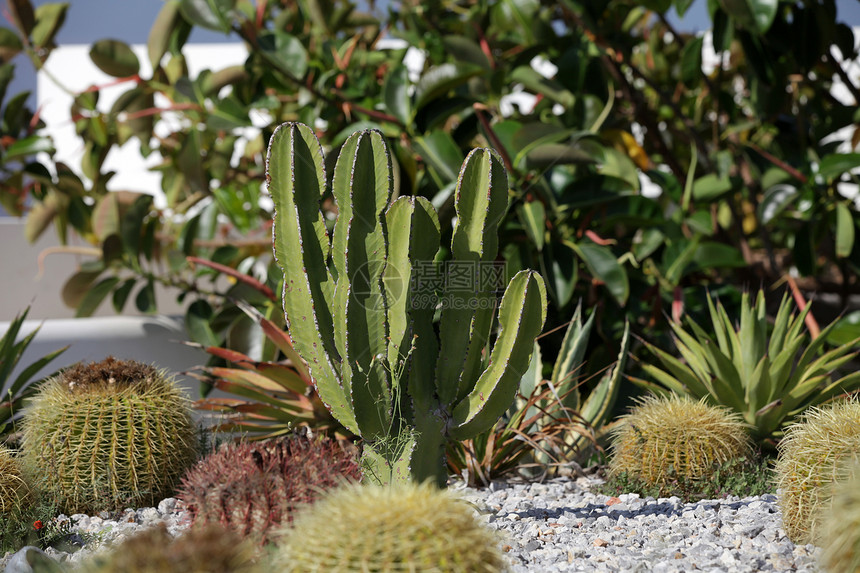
[0,0,858,425]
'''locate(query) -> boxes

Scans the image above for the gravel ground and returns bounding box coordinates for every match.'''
[2,474,821,572]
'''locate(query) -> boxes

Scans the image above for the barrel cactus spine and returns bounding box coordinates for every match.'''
[266,122,547,486]
[177,433,361,545]
[20,356,198,514]
[608,394,753,488]
[774,398,860,544]
[275,481,508,572]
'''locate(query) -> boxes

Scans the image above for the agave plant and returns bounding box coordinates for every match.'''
[448,305,630,485]
[630,290,860,446]
[0,307,68,444]
[191,307,349,441]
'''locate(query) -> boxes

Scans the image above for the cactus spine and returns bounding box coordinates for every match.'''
[275,481,508,572]
[20,357,198,514]
[266,123,547,486]
[608,394,752,488]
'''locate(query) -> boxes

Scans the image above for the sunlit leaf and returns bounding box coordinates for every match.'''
[835,202,855,259]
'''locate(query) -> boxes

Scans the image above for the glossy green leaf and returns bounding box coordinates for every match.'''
[148,0,180,66]
[8,0,35,36]
[573,241,629,306]
[758,184,799,224]
[3,135,54,162]
[413,131,463,185]
[61,270,102,309]
[442,36,491,70]
[76,276,120,317]
[826,311,860,346]
[135,279,156,313]
[258,31,308,78]
[383,64,411,125]
[818,153,860,179]
[680,35,703,86]
[185,299,218,348]
[692,174,733,201]
[517,200,546,251]
[179,0,234,32]
[31,2,66,49]
[835,202,855,258]
[510,66,575,108]
[112,278,136,313]
[0,28,23,62]
[90,39,140,77]
[414,62,484,112]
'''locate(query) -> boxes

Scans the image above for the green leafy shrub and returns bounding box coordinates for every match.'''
[20,357,198,514]
[631,290,860,447]
[275,481,508,573]
[608,394,752,491]
[774,399,860,544]
[83,524,260,573]
[177,433,361,546]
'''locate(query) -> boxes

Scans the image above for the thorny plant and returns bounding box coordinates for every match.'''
[447,370,608,487]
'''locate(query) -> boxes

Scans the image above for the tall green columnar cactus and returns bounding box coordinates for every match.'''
[267,123,547,487]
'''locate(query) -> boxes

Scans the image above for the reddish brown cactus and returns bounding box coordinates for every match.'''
[177,433,361,545]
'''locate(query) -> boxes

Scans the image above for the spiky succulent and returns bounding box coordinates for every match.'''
[609,394,752,488]
[774,398,860,544]
[275,481,509,572]
[178,433,361,545]
[20,357,198,514]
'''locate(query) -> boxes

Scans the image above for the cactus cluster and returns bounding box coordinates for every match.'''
[608,394,752,488]
[84,524,260,573]
[267,122,547,486]
[20,356,198,514]
[178,433,361,545]
[275,481,508,572]
[0,447,27,514]
[774,399,860,544]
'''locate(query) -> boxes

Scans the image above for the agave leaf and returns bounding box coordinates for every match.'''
[627,375,676,399]
[768,293,795,356]
[640,340,709,397]
[745,355,773,416]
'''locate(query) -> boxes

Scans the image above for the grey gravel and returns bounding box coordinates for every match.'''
[2,476,822,572]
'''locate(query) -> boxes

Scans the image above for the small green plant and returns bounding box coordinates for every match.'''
[20,357,198,514]
[275,481,508,572]
[0,306,68,445]
[83,523,261,573]
[774,398,860,544]
[598,454,775,502]
[608,394,752,490]
[818,460,860,573]
[631,290,860,447]
[267,123,546,486]
[177,433,361,546]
